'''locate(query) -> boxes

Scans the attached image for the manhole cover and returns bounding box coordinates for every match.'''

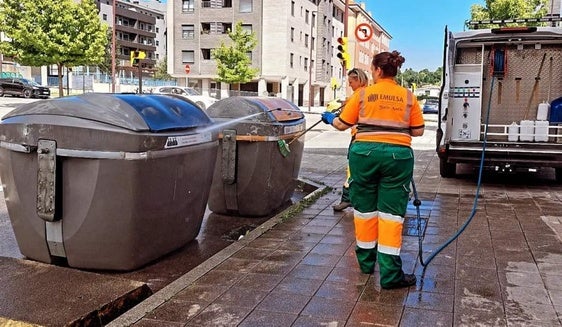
[402,216,428,237]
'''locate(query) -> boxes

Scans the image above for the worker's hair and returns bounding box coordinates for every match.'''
[372,51,405,77]
[347,68,369,87]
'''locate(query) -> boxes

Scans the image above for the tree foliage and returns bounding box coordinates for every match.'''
[397,67,442,89]
[211,21,259,90]
[469,0,549,28]
[0,0,107,96]
[153,56,173,80]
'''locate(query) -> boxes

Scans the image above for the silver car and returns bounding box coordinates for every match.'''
[153,86,218,110]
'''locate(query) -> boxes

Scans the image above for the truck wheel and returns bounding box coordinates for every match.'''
[556,168,562,183]
[440,158,456,178]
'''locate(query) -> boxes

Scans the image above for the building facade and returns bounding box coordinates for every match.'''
[167,0,386,105]
[96,0,166,74]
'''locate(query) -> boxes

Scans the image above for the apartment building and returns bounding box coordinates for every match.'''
[346,2,390,96]
[96,0,166,73]
[168,0,385,105]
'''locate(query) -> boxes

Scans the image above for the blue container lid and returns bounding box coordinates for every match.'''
[2,93,213,132]
[550,96,562,124]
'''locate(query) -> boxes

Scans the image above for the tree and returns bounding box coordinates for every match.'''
[469,0,548,28]
[0,0,107,97]
[98,29,116,76]
[153,57,173,80]
[211,21,259,94]
[397,67,442,89]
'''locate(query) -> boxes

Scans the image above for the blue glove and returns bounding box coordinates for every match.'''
[321,111,336,125]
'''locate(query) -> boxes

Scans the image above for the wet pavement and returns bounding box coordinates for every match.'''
[109,111,562,326]
[1,99,562,326]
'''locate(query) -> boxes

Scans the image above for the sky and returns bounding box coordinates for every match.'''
[366,0,486,72]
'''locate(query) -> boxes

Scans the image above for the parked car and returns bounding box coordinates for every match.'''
[422,98,439,114]
[153,86,218,110]
[0,78,50,99]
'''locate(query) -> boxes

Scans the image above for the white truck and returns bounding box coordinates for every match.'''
[436,18,562,181]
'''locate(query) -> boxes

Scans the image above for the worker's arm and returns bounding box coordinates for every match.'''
[410,126,425,137]
[321,112,351,131]
[332,117,349,131]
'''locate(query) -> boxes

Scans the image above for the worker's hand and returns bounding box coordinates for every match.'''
[321,112,336,125]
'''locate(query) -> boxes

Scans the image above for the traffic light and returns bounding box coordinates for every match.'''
[336,37,350,69]
[130,50,146,66]
[130,50,139,66]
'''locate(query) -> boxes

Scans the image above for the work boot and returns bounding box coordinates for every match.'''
[332,201,351,211]
[381,274,417,290]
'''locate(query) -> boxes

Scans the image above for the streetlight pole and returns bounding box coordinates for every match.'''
[111,0,116,93]
[308,11,317,112]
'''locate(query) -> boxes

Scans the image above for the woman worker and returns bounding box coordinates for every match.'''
[332,67,369,211]
[321,51,425,289]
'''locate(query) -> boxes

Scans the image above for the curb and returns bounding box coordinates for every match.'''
[107,178,329,326]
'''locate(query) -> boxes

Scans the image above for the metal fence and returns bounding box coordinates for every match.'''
[45,73,178,88]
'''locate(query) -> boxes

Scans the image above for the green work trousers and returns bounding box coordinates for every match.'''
[348,141,413,287]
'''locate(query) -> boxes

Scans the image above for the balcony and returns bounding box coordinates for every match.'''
[201,0,232,8]
[115,24,156,39]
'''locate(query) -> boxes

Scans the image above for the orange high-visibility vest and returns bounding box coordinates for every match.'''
[339,79,424,147]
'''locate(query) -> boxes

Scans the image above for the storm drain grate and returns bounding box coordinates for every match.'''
[402,217,428,237]
[222,224,259,241]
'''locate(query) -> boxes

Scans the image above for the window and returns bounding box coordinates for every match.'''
[156,40,159,46]
[182,0,194,12]
[220,22,232,34]
[291,1,295,16]
[304,57,308,71]
[202,49,212,60]
[156,27,159,33]
[311,37,315,50]
[182,25,194,39]
[201,23,211,34]
[102,14,107,20]
[290,53,294,68]
[291,27,294,42]
[239,0,252,13]
[305,10,309,23]
[246,51,253,61]
[182,50,195,63]
[305,34,309,48]
[241,24,252,32]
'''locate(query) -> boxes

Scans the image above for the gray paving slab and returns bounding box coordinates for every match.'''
[0,257,152,326]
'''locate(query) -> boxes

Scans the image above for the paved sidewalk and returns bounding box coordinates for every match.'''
[109,114,562,326]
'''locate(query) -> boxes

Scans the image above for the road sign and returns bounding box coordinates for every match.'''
[355,23,373,42]
[185,64,191,74]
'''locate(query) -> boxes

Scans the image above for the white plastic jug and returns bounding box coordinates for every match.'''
[534,120,549,142]
[519,120,534,141]
[508,122,519,141]
[537,101,550,121]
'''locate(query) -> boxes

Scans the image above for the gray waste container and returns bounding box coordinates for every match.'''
[0,93,219,270]
[206,97,306,216]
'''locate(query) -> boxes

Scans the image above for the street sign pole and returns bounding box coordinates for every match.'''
[138,61,143,93]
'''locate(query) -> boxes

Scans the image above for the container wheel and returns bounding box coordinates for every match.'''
[556,168,562,183]
[0,86,4,97]
[440,158,456,178]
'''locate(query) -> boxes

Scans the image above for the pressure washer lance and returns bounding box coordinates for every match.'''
[277,105,344,157]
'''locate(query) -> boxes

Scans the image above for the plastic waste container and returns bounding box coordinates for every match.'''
[206,96,306,216]
[0,93,219,270]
